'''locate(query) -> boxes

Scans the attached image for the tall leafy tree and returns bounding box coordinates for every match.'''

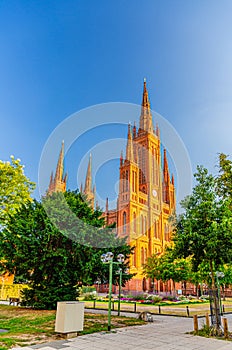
[217,153,232,200]
[173,165,232,329]
[0,191,132,309]
[0,156,35,226]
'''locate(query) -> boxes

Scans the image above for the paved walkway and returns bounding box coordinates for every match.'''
[12,312,232,350]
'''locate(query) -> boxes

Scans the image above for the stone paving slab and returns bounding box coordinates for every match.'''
[12,314,232,350]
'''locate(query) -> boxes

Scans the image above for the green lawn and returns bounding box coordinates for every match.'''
[0,305,145,349]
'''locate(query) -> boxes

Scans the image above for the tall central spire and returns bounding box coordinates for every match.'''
[139,78,154,134]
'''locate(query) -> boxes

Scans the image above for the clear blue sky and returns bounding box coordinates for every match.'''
[1,0,232,209]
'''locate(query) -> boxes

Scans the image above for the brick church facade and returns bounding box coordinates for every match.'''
[48,80,176,293]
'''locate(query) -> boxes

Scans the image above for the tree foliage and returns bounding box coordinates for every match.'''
[173,165,232,272]
[0,190,132,309]
[143,251,192,293]
[173,161,232,329]
[217,153,232,200]
[0,156,35,226]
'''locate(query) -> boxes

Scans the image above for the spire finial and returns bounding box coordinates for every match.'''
[139,79,153,134]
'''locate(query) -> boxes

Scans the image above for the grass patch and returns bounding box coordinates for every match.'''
[190,324,232,341]
[0,305,145,349]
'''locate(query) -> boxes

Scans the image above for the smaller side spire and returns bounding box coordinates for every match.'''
[84,154,92,193]
[120,151,123,166]
[163,149,170,184]
[55,140,64,182]
[105,197,109,213]
[49,171,54,187]
[163,149,170,204]
[126,124,134,162]
[47,141,67,194]
[133,122,136,139]
[171,174,175,185]
[84,154,95,208]
[156,123,160,138]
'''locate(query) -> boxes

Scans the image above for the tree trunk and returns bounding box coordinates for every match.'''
[184,281,187,296]
[200,283,203,297]
[222,284,226,301]
[209,260,221,331]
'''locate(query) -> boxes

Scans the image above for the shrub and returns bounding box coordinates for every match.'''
[79,286,96,294]
[82,292,97,301]
[150,295,162,303]
[164,295,177,301]
[125,293,146,301]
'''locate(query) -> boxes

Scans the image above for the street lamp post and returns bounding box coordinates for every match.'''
[101,252,125,331]
[116,267,122,316]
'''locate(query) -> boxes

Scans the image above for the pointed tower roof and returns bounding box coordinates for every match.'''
[55,140,64,182]
[83,154,95,208]
[120,150,123,166]
[139,78,154,133]
[47,141,67,194]
[105,197,109,213]
[163,149,170,184]
[84,154,92,193]
[126,124,134,162]
[171,174,175,185]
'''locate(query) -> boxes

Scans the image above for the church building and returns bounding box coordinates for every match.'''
[48,80,176,293]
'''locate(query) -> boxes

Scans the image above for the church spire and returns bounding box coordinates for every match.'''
[84,153,92,193]
[163,149,170,184]
[47,141,67,194]
[139,78,154,133]
[163,148,170,204]
[126,124,134,162]
[84,154,95,208]
[55,140,64,183]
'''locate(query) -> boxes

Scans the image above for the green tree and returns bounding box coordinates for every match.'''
[143,250,192,295]
[173,165,232,329]
[143,254,162,292]
[0,191,132,309]
[0,156,35,226]
[217,153,232,200]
